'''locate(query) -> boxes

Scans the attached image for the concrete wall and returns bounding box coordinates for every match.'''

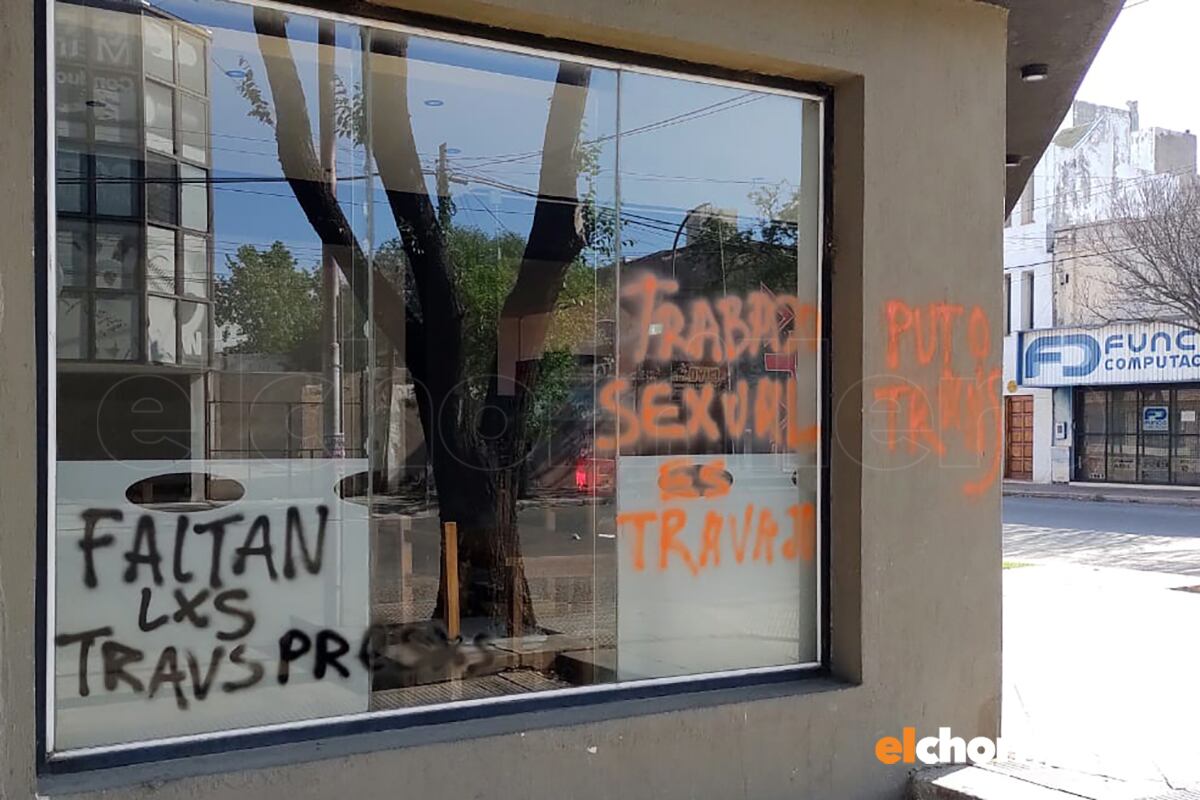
[1133,127,1197,177]
[0,1,1006,799]
[0,1,40,799]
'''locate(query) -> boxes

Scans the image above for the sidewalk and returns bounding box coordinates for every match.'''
[1003,562,1200,792]
[1003,480,1200,507]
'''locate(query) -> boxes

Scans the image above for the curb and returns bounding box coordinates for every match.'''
[1002,488,1200,508]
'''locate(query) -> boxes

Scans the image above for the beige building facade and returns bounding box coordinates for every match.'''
[1,0,1116,798]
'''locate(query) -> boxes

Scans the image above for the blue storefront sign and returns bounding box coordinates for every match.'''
[1143,406,1169,431]
[1020,322,1200,387]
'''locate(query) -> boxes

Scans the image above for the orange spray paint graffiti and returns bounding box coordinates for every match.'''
[874,299,1002,498]
[616,500,817,576]
[597,273,821,453]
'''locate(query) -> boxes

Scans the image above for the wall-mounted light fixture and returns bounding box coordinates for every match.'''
[1005,154,1024,168]
[1020,63,1049,82]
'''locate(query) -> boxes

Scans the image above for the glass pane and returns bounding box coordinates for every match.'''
[148,295,178,363]
[93,294,138,360]
[182,234,209,297]
[179,300,207,364]
[56,293,87,359]
[56,0,372,749]
[56,219,90,288]
[94,154,137,217]
[177,29,207,94]
[1109,435,1138,483]
[613,71,820,678]
[89,6,140,145]
[56,151,87,214]
[89,5,139,71]
[142,16,174,82]
[146,225,177,293]
[1174,437,1200,485]
[1177,388,1200,434]
[1141,433,1170,484]
[55,60,89,140]
[1110,389,1139,435]
[145,80,174,154]
[93,221,138,290]
[145,156,178,224]
[1080,388,1106,433]
[54,2,88,66]
[179,95,209,164]
[1077,435,1107,482]
[91,71,140,145]
[180,164,208,230]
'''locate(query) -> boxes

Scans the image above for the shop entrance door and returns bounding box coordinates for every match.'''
[1005,395,1034,480]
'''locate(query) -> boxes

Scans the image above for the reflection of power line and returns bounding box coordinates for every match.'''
[206,52,768,172]
[453,93,763,169]
[63,170,727,246]
[58,173,382,185]
[455,168,704,236]
[1011,164,1197,219]
[461,161,784,186]
[461,189,513,235]
[1000,228,1200,272]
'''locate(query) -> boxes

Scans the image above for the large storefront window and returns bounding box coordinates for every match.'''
[1074,385,1200,485]
[48,0,824,756]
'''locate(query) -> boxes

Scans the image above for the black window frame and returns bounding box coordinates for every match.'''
[35,0,836,779]
[1072,383,1200,486]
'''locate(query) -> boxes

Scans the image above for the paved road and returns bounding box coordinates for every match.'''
[1003,495,1200,575]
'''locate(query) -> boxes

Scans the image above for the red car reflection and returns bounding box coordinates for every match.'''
[575,456,615,495]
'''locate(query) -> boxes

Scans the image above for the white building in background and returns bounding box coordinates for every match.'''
[1003,100,1198,485]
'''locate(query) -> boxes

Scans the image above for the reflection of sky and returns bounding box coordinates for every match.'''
[153,0,813,275]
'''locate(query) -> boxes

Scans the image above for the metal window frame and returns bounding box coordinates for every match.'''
[35,0,837,779]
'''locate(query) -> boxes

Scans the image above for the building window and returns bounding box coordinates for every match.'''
[47,0,826,759]
[1004,274,1011,334]
[1021,271,1034,329]
[1019,177,1034,225]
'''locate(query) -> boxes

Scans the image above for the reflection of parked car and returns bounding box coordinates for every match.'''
[575,456,615,495]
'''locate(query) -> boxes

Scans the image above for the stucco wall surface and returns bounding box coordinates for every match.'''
[0,0,1006,798]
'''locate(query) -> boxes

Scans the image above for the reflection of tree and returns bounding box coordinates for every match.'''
[683,184,802,294]
[214,241,369,372]
[243,10,593,633]
[214,242,320,364]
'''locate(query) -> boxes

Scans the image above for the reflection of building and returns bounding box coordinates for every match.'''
[55,1,213,460]
[0,0,1134,796]
[617,219,801,457]
[1004,100,1200,484]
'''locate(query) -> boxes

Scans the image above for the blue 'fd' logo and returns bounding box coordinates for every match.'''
[1024,334,1101,379]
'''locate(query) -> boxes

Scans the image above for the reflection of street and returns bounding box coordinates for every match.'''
[371,497,617,644]
[374,496,616,559]
[1003,496,1200,789]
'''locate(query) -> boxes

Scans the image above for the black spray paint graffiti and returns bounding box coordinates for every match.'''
[77,505,330,591]
[56,505,494,709]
